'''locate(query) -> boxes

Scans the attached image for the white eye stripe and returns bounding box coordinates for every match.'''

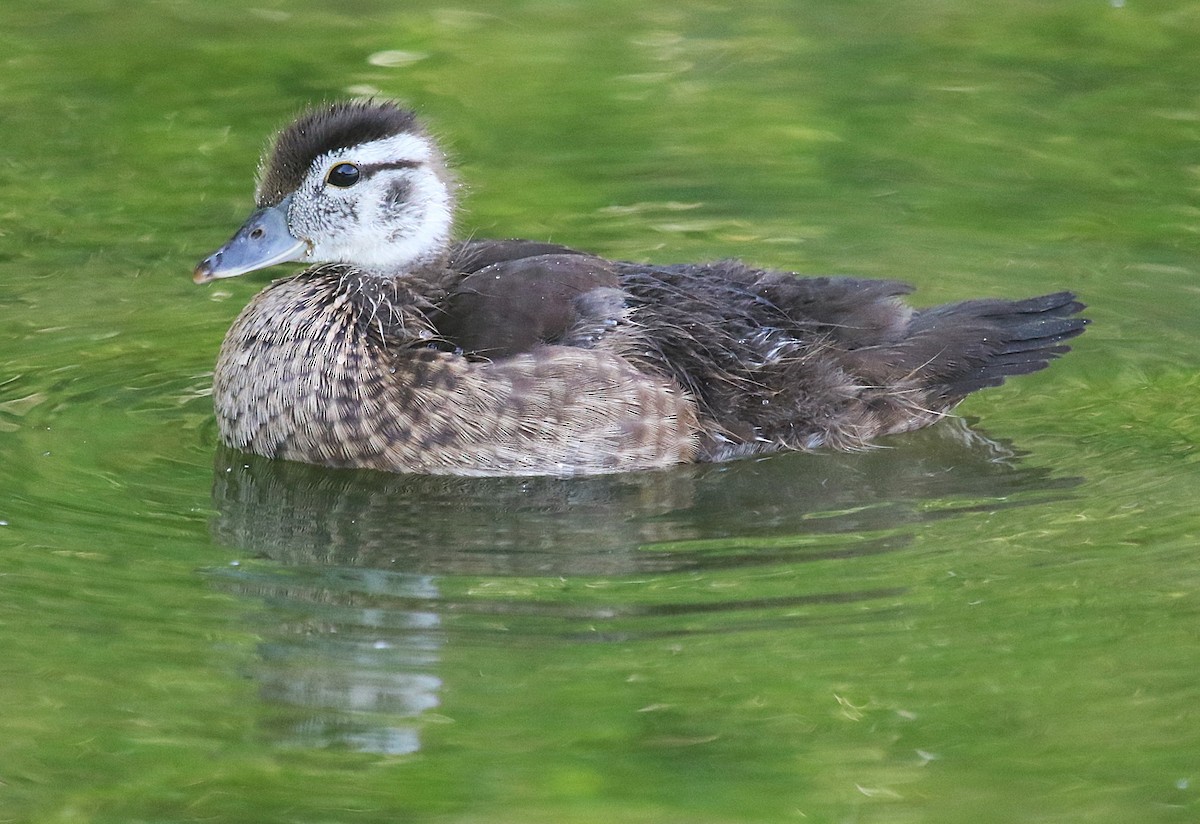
[338,132,431,166]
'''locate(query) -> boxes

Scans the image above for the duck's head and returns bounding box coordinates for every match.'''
[194,100,455,284]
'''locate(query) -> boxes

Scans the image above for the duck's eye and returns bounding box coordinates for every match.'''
[326,163,361,188]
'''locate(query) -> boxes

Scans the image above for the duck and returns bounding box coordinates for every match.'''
[193,99,1088,477]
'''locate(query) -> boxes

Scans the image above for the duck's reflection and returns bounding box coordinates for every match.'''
[207,420,1078,753]
[245,570,442,755]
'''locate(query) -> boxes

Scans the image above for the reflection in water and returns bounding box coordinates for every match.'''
[243,570,442,755]
[206,419,1079,753]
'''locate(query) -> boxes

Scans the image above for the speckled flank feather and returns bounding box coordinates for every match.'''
[213,266,699,475]
[257,101,420,207]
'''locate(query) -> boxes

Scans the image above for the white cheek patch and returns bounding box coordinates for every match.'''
[289,131,456,272]
[385,173,453,250]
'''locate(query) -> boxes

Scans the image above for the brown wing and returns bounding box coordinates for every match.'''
[437,253,624,359]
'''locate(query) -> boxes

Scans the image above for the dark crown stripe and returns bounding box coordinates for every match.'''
[257,100,420,206]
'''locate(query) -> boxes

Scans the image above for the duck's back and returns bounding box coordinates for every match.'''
[611,260,1083,458]
[441,244,1087,460]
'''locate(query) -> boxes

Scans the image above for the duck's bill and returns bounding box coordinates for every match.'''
[193,198,310,284]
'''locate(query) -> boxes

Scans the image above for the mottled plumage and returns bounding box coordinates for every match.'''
[194,100,1088,476]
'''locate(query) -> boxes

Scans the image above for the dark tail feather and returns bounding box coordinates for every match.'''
[904,291,1089,400]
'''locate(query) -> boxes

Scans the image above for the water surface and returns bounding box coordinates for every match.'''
[2,1,1198,822]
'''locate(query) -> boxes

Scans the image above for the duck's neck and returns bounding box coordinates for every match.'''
[324,261,461,347]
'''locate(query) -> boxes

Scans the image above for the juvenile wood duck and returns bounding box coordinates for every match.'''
[194,100,1087,477]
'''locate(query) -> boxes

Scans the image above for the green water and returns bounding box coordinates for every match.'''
[2,1,1198,821]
